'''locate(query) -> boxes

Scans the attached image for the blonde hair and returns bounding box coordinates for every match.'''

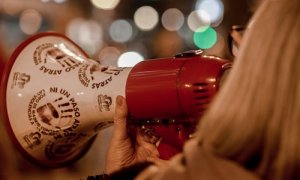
[197,0,300,179]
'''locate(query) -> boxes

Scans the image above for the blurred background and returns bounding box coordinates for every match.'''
[0,0,259,65]
[0,0,259,179]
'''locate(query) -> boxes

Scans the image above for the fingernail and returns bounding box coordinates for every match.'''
[116,95,123,106]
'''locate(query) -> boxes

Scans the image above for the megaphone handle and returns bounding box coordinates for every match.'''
[127,115,196,160]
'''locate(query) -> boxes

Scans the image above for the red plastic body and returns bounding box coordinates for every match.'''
[126,54,231,120]
[126,53,232,159]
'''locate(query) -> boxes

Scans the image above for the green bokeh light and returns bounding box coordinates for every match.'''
[193,26,217,49]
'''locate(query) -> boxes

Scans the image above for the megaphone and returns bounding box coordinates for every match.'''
[0,32,231,168]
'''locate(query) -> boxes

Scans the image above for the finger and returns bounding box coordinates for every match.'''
[147,157,169,168]
[112,95,128,140]
[136,129,162,157]
[137,127,162,147]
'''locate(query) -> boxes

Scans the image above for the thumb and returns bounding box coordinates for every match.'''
[112,95,128,140]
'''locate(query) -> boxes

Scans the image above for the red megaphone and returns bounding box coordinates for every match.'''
[0,32,231,167]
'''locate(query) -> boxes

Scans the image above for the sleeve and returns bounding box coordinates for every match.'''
[135,139,260,180]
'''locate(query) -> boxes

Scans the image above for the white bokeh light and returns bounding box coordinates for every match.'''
[53,0,67,3]
[19,9,42,35]
[109,19,133,43]
[195,0,224,26]
[117,51,144,67]
[161,8,185,31]
[66,18,103,56]
[187,10,211,32]
[91,0,120,10]
[2,0,24,15]
[134,6,159,31]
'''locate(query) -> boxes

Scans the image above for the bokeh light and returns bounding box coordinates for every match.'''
[152,30,184,57]
[109,19,133,43]
[161,8,185,31]
[134,6,159,31]
[195,0,224,27]
[126,42,148,59]
[187,10,211,32]
[97,46,121,66]
[19,9,42,35]
[53,0,67,3]
[117,51,144,67]
[193,26,217,49]
[66,18,103,56]
[2,0,24,15]
[91,0,120,10]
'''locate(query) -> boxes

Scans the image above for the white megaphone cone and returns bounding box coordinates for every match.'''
[0,32,232,168]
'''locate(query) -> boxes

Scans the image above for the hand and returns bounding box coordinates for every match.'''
[105,96,165,174]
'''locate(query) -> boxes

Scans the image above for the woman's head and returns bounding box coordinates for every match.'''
[197,0,300,179]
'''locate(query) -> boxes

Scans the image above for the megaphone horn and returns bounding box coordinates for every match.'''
[0,32,231,168]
